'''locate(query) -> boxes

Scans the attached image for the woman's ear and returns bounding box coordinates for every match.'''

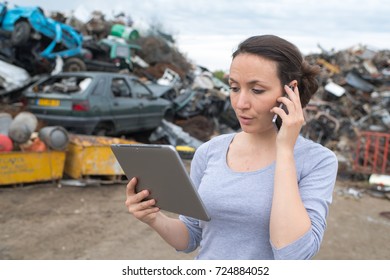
[289,80,298,89]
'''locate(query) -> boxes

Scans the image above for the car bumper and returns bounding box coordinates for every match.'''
[34,114,100,135]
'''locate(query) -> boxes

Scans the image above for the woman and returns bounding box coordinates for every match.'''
[125,35,338,260]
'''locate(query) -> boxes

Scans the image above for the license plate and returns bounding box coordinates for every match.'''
[37,99,60,107]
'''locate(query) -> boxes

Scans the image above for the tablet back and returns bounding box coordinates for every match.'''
[111,144,210,221]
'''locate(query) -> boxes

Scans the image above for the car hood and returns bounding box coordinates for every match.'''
[145,83,174,97]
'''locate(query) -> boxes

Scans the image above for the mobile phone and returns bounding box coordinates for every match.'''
[272,86,293,131]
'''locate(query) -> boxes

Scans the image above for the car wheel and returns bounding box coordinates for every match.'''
[165,88,178,101]
[92,122,114,136]
[11,21,31,46]
[63,57,87,72]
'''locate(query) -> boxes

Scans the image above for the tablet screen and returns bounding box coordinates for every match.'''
[111,144,210,221]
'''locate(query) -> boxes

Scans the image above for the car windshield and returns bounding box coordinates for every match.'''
[34,76,92,94]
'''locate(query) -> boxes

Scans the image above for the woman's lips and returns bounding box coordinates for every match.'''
[239,115,253,125]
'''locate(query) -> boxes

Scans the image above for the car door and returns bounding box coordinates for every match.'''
[127,78,169,130]
[108,76,141,133]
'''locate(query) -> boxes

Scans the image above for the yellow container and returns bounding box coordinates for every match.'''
[0,151,66,185]
[64,134,138,179]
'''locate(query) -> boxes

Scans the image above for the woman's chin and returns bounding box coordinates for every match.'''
[239,124,276,134]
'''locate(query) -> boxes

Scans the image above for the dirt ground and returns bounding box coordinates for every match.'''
[0,161,389,260]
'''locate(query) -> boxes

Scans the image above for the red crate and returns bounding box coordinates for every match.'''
[354,131,390,175]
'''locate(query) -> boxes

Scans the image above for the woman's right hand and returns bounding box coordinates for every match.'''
[125,177,160,224]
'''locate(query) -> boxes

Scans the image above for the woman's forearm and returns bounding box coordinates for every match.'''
[148,212,190,251]
[270,148,311,249]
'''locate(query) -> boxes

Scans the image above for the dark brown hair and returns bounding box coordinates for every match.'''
[232,35,320,108]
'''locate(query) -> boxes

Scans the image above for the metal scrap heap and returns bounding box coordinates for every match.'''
[303,45,390,175]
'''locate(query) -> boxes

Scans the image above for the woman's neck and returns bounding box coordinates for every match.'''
[238,129,277,150]
[227,130,278,172]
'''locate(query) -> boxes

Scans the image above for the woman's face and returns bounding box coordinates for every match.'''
[229,53,283,134]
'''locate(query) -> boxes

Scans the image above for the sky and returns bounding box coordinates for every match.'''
[8,0,390,71]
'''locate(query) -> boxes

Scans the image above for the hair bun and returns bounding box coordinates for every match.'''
[299,61,321,107]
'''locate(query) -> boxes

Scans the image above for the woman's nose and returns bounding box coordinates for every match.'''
[236,91,251,109]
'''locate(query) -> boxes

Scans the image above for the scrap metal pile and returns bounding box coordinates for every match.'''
[303,45,390,175]
[0,2,389,176]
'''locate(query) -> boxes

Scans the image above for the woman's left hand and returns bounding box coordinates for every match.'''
[271,84,305,151]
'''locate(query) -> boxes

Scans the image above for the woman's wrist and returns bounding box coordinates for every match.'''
[276,144,295,158]
[146,211,163,228]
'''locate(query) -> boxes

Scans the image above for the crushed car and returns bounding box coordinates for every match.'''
[22,72,174,136]
[0,3,82,56]
[0,2,83,74]
[63,37,143,73]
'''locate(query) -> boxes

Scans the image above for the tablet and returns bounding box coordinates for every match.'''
[111,144,210,221]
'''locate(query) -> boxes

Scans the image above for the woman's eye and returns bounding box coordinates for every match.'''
[229,86,240,93]
[252,88,265,94]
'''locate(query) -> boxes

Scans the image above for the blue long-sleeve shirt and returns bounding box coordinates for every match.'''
[179,133,338,259]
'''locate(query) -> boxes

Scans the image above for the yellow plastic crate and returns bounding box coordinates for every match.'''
[0,151,65,185]
[64,134,138,179]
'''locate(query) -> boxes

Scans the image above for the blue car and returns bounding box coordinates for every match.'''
[0,2,82,60]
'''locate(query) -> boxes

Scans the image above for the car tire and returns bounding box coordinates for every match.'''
[63,57,87,72]
[92,122,114,136]
[11,21,31,46]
